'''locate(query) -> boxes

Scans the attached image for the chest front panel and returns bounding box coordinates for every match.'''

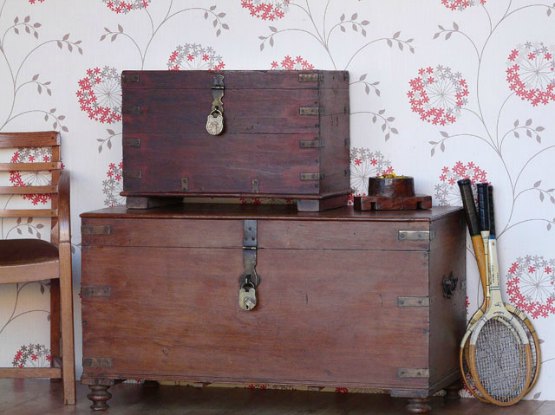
[80,207,465,395]
[121,70,350,198]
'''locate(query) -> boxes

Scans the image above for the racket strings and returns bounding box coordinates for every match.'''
[473,319,530,402]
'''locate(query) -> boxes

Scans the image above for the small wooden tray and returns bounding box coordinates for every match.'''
[353,176,432,211]
[353,194,432,211]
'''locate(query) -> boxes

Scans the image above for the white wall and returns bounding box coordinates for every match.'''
[1,0,554,399]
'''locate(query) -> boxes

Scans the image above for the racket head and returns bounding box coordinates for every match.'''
[460,306,540,400]
[459,306,489,402]
[468,314,532,406]
[505,304,541,391]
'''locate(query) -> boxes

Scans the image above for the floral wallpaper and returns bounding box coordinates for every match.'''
[1,0,554,401]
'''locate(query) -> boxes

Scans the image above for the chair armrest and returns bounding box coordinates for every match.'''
[58,170,71,244]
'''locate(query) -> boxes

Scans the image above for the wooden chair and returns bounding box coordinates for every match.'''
[0,131,75,405]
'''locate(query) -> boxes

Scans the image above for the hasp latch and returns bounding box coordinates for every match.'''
[239,220,260,311]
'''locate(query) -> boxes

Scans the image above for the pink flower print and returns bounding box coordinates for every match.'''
[506,255,555,319]
[270,55,314,70]
[76,66,121,124]
[434,161,487,206]
[441,0,487,11]
[167,44,225,71]
[408,65,469,126]
[506,42,555,106]
[12,344,51,368]
[241,0,290,20]
[28,0,45,4]
[103,0,150,14]
[9,148,53,205]
[350,148,393,197]
[103,162,125,207]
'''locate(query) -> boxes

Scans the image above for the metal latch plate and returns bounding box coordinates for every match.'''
[81,286,112,298]
[299,139,322,149]
[397,368,430,378]
[299,106,319,116]
[81,225,112,236]
[397,296,429,307]
[298,73,320,82]
[398,230,433,241]
[243,220,257,248]
[124,137,141,148]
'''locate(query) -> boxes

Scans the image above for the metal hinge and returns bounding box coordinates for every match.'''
[122,105,141,115]
[124,137,141,148]
[242,220,260,287]
[299,139,323,149]
[243,220,257,248]
[397,368,430,378]
[181,177,189,192]
[81,286,112,298]
[83,357,113,369]
[398,230,434,241]
[299,106,319,116]
[298,73,320,82]
[124,169,142,180]
[397,296,429,307]
[122,73,140,84]
[81,225,112,236]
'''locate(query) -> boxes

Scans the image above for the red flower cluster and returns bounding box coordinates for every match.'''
[441,0,487,11]
[76,67,122,124]
[12,344,52,368]
[270,55,314,70]
[506,256,555,319]
[408,65,469,126]
[103,161,125,207]
[241,0,290,21]
[435,162,487,206]
[9,149,53,205]
[167,44,225,71]
[506,42,555,106]
[104,0,150,14]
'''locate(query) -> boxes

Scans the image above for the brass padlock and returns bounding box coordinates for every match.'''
[239,283,257,311]
[206,109,224,136]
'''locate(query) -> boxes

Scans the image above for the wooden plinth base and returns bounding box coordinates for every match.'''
[353,195,432,211]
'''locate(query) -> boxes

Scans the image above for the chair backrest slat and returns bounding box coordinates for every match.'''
[0,131,60,148]
[0,185,57,195]
[0,131,62,223]
[0,209,57,218]
[0,162,62,171]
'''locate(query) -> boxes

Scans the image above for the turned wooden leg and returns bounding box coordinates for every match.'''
[445,380,462,400]
[406,397,431,414]
[87,385,112,411]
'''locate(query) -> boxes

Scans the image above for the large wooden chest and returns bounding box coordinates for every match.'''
[121,70,350,212]
[80,204,466,413]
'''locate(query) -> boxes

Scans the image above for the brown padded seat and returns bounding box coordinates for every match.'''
[0,239,59,266]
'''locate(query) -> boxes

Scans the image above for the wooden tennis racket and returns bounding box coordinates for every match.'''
[467,184,532,406]
[457,179,490,401]
[458,180,541,403]
[457,180,541,401]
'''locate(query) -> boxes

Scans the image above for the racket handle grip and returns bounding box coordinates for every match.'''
[477,182,490,232]
[471,234,488,298]
[457,179,480,236]
[488,185,496,238]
